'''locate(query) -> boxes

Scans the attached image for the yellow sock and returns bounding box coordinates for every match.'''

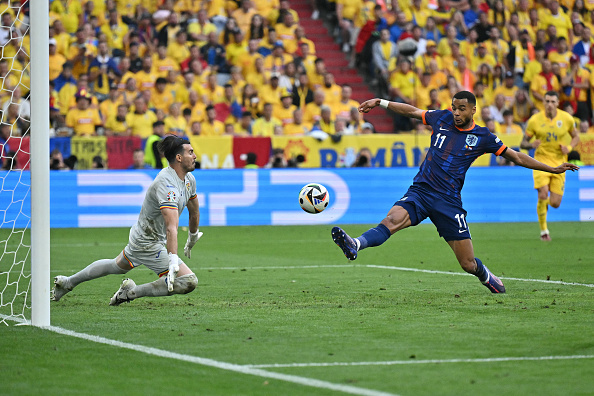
[537,198,550,233]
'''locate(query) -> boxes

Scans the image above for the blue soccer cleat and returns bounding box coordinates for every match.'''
[332,226,358,260]
[482,267,506,293]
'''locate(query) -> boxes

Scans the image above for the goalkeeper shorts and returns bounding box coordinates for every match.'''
[122,244,185,277]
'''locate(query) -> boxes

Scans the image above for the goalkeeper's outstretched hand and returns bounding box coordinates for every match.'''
[167,253,180,292]
[184,229,203,259]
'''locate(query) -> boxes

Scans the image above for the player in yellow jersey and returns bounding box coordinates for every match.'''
[521,91,580,241]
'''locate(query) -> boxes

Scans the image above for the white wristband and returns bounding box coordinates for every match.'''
[379,99,389,109]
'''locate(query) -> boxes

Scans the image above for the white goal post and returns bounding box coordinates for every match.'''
[30,0,50,326]
[0,0,50,327]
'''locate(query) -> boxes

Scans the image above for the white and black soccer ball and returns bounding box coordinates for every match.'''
[299,183,330,214]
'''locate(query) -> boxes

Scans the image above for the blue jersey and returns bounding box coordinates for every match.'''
[414,109,507,198]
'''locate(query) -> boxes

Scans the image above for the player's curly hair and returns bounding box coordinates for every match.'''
[453,91,477,105]
[158,135,188,163]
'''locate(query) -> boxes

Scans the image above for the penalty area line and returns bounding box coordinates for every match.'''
[1,315,398,396]
[366,265,594,288]
[245,354,594,369]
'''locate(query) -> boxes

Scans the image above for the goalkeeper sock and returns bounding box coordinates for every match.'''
[474,257,488,283]
[537,198,549,233]
[133,274,198,298]
[69,259,127,288]
[356,223,391,250]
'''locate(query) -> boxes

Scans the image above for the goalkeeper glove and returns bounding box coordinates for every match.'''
[184,229,203,259]
[167,253,180,292]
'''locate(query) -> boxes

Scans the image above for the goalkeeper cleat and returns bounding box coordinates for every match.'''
[481,267,506,294]
[109,278,137,306]
[51,276,73,302]
[331,226,358,261]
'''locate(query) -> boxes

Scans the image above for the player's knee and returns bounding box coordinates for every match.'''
[550,200,561,209]
[174,274,198,294]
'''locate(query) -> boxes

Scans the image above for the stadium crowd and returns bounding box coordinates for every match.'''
[43,0,366,141]
[0,0,592,157]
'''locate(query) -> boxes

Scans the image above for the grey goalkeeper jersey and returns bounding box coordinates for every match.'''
[128,167,197,249]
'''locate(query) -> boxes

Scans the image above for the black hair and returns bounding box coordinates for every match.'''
[452,91,477,105]
[158,135,188,163]
[545,90,559,98]
[568,151,580,161]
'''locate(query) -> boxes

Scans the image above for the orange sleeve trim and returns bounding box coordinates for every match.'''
[421,110,427,125]
[495,145,507,156]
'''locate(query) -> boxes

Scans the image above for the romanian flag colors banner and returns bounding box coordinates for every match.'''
[70,136,107,170]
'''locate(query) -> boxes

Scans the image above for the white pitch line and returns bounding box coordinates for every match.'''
[366,265,594,288]
[1,315,398,396]
[246,355,594,369]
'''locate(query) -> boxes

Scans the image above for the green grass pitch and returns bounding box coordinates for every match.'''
[1,222,593,396]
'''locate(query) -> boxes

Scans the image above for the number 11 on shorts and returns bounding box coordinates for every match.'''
[455,213,467,229]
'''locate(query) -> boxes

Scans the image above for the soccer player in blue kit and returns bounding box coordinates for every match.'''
[332,91,579,293]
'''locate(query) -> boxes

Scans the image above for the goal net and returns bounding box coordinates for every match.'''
[0,0,49,326]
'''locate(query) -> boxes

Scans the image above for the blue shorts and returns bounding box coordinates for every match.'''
[393,184,472,241]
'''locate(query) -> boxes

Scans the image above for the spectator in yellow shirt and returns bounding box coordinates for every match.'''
[273,89,297,125]
[49,38,66,81]
[204,73,225,105]
[252,102,283,137]
[264,41,294,74]
[321,73,342,106]
[493,71,519,108]
[125,97,158,138]
[104,104,130,136]
[500,109,523,134]
[136,55,158,92]
[284,108,312,135]
[232,0,258,34]
[101,9,128,57]
[389,59,416,105]
[275,11,298,54]
[332,84,360,120]
[152,77,175,115]
[65,89,103,136]
[167,31,191,65]
[164,103,187,137]
[303,90,326,125]
[201,105,226,136]
[153,45,180,78]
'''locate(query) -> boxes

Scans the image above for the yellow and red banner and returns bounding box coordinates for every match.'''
[46,133,594,171]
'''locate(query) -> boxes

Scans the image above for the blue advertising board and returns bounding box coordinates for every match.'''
[0,167,592,229]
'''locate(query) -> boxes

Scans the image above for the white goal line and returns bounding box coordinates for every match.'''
[244,354,594,369]
[1,314,398,396]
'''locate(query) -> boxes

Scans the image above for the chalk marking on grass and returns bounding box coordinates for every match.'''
[245,355,594,369]
[44,264,593,288]
[366,265,594,288]
[1,314,398,396]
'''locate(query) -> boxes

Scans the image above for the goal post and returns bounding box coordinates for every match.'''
[30,0,50,326]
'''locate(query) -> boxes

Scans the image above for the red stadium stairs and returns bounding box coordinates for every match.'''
[291,0,395,133]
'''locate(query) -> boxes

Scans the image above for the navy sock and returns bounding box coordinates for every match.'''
[356,223,391,250]
[474,257,488,282]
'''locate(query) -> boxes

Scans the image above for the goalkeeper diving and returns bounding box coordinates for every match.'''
[52,136,203,305]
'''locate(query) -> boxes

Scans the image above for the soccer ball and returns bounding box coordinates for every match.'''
[299,183,330,214]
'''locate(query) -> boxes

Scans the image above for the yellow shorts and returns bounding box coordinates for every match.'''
[533,169,565,195]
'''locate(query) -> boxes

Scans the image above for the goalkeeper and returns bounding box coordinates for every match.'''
[52,136,203,305]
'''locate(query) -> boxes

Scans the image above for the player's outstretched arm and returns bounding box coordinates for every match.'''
[161,207,180,291]
[359,98,424,120]
[502,149,580,174]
